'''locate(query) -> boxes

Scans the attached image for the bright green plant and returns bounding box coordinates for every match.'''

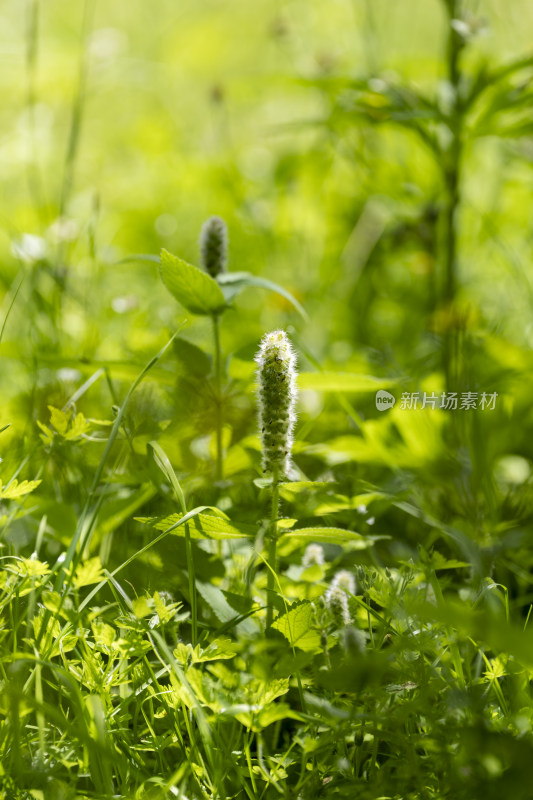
[2,2,533,799]
[198,216,228,480]
[255,329,297,628]
[159,217,306,482]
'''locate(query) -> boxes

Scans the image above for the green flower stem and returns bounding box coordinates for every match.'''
[185,523,197,646]
[442,0,464,390]
[266,466,280,629]
[212,312,223,481]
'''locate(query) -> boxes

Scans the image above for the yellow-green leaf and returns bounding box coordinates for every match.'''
[160,249,226,315]
[73,557,105,588]
[272,602,321,652]
[0,479,41,500]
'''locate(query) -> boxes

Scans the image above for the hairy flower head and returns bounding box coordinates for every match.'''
[324,570,356,626]
[199,215,228,278]
[255,330,297,477]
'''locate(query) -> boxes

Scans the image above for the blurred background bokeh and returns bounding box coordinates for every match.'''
[1,0,533,576]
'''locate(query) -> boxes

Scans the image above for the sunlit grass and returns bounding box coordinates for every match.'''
[1,0,533,797]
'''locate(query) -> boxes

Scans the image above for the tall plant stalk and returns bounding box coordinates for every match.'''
[212,313,223,481]
[200,216,228,481]
[441,0,465,389]
[255,330,297,629]
[266,466,280,629]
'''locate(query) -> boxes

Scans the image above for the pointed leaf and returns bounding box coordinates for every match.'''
[0,479,42,500]
[272,601,321,652]
[160,249,226,315]
[136,509,256,539]
[196,581,256,634]
[217,271,307,319]
[280,526,377,547]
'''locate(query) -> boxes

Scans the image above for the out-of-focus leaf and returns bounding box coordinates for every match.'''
[196,581,256,635]
[217,271,307,319]
[173,337,211,378]
[298,372,398,392]
[73,557,105,588]
[0,479,41,500]
[281,527,380,548]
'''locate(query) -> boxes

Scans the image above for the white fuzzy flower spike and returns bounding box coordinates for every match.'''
[324,570,356,626]
[255,330,297,477]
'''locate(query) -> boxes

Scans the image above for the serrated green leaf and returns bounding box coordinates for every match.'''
[152,591,181,624]
[64,412,91,440]
[0,479,41,500]
[160,249,226,315]
[92,620,116,649]
[313,491,386,515]
[41,406,90,442]
[73,556,105,588]
[41,590,63,613]
[13,557,49,577]
[132,596,152,618]
[278,481,334,499]
[136,510,255,539]
[247,677,290,706]
[272,602,321,652]
[174,637,238,665]
[281,527,375,547]
[36,421,54,445]
[49,405,69,435]
[431,552,470,570]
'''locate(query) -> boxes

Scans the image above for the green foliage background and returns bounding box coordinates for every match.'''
[1,1,533,798]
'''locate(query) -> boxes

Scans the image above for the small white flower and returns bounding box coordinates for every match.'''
[11,233,47,263]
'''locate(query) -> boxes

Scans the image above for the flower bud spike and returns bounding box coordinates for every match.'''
[255,330,297,478]
[199,215,228,278]
[324,570,356,626]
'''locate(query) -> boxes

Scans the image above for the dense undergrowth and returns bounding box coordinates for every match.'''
[2,0,533,798]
